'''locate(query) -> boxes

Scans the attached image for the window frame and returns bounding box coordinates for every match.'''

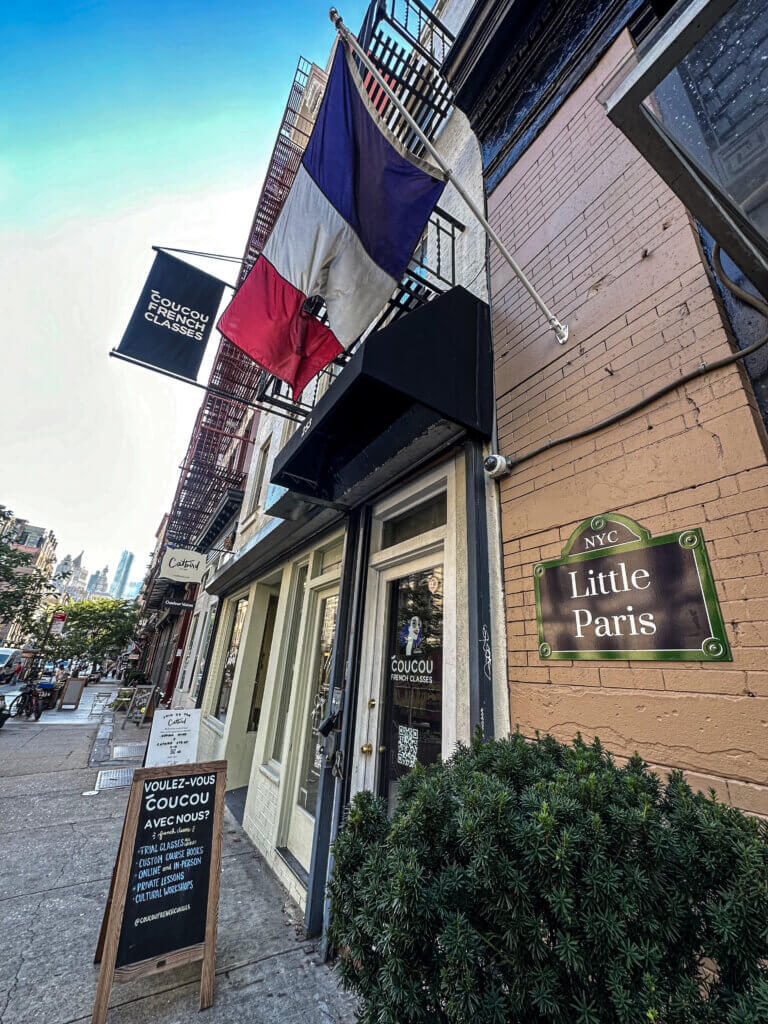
[212,594,249,723]
[245,433,273,519]
[601,0,768,295]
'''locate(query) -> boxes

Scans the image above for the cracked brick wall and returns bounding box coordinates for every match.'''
[488,30,768,815]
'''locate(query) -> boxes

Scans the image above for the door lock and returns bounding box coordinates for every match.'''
[360,743,373,755]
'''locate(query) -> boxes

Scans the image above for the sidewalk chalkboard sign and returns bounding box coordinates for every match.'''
[59,677,86,710]
[534,513,731,662]
[91,761,226,1024]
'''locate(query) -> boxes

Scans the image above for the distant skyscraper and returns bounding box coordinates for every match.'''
[110,550,134,600]
[94,565,110,596]
[56,551,89,602]
[125,581,142,602]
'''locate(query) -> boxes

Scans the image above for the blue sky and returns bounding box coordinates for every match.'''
[0,0,368,578]
[1,0,368,229]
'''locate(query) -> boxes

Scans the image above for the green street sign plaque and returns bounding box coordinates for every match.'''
[534,514,731,662]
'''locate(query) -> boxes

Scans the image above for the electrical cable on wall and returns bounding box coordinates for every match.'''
[498,245,768,473]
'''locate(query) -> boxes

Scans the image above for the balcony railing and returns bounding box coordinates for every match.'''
[254,201,465,422]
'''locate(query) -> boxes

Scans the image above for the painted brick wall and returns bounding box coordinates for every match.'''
[488,30,768,814]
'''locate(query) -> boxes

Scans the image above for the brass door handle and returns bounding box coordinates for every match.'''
[360,743,373,755]
[378,745,386,753]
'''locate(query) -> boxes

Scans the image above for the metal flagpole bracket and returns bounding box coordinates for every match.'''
[328,7,570,347]
[551,319,569,345]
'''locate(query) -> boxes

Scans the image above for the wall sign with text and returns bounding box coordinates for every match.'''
[534,514,731,662]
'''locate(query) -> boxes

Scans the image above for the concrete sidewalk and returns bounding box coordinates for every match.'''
[0,714,357,1024]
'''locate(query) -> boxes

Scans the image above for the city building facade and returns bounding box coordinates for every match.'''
[143,0,768,943]
[442,0,768,814]
[161,0,508,930]
[0,516,58,645]
[54,551,90,602]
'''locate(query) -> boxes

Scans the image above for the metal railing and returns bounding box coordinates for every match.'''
[255,201,465,421]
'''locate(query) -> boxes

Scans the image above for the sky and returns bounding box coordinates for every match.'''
[0,0,368,584]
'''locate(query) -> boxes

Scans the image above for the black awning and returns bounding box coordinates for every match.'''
[270,287,492,509]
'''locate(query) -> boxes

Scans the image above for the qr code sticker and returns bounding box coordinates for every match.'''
[397,725,419,767]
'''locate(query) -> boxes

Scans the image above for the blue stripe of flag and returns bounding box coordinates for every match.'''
[301,45,445,282]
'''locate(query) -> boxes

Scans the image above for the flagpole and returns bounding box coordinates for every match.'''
[329,8,569,345]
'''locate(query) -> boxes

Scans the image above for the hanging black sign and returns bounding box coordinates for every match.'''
[116,251,226,380]
[162,597,196,612]
[534,514,731,662]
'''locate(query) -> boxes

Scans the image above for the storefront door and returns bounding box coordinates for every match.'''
[286,585,339,870]
[379,566,444,813]
[352,465,455,807]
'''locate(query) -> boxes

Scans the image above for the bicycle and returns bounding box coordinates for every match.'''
[9,681,42,721]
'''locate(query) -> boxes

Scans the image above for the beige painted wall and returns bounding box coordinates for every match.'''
[488,31,768,815]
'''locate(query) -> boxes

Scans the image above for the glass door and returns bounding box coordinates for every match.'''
[379,566,443,814]
[286,588,339,870]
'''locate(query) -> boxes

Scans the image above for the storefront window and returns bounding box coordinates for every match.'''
[248,594,278,733]
[192,608,216,701]
[180,614,199,689]
[271,565,308,761]
[318,538,344,575]
[297,593,339,814]
[381,493,447,549]
[214,597,248,723]
[381,566,443,813]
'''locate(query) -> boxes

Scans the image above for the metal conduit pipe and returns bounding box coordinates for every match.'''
[499,245,768,473]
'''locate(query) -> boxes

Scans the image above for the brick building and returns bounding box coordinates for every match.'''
[150,0,766,947]
[444,0,768,814]
[0,517,57,645]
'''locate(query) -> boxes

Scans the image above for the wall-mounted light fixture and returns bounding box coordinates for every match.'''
[599,0,768,296]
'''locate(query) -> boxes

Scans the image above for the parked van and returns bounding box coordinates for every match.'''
[0,648,24,684]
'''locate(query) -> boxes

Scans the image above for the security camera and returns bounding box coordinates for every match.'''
[484,454,511,479]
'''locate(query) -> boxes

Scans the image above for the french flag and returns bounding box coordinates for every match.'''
[218,42,446,399]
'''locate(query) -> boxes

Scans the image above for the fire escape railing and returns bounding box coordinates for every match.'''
[159,57,321,553]
[359,0,454,157]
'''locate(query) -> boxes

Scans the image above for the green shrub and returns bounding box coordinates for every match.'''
[327,732,768,1024]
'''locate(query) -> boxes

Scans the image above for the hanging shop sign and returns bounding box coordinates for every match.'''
[159,548,204,584]
[115,250,226,380]
[91,761,226,1024]
[162,597,196,611]
[534,514,731,662]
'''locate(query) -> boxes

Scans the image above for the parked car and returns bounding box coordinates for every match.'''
[0,649,24,684]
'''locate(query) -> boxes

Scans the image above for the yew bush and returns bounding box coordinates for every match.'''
[327,732,768,1024]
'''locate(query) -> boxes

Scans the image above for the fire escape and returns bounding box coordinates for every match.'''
[155,0,457,578]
